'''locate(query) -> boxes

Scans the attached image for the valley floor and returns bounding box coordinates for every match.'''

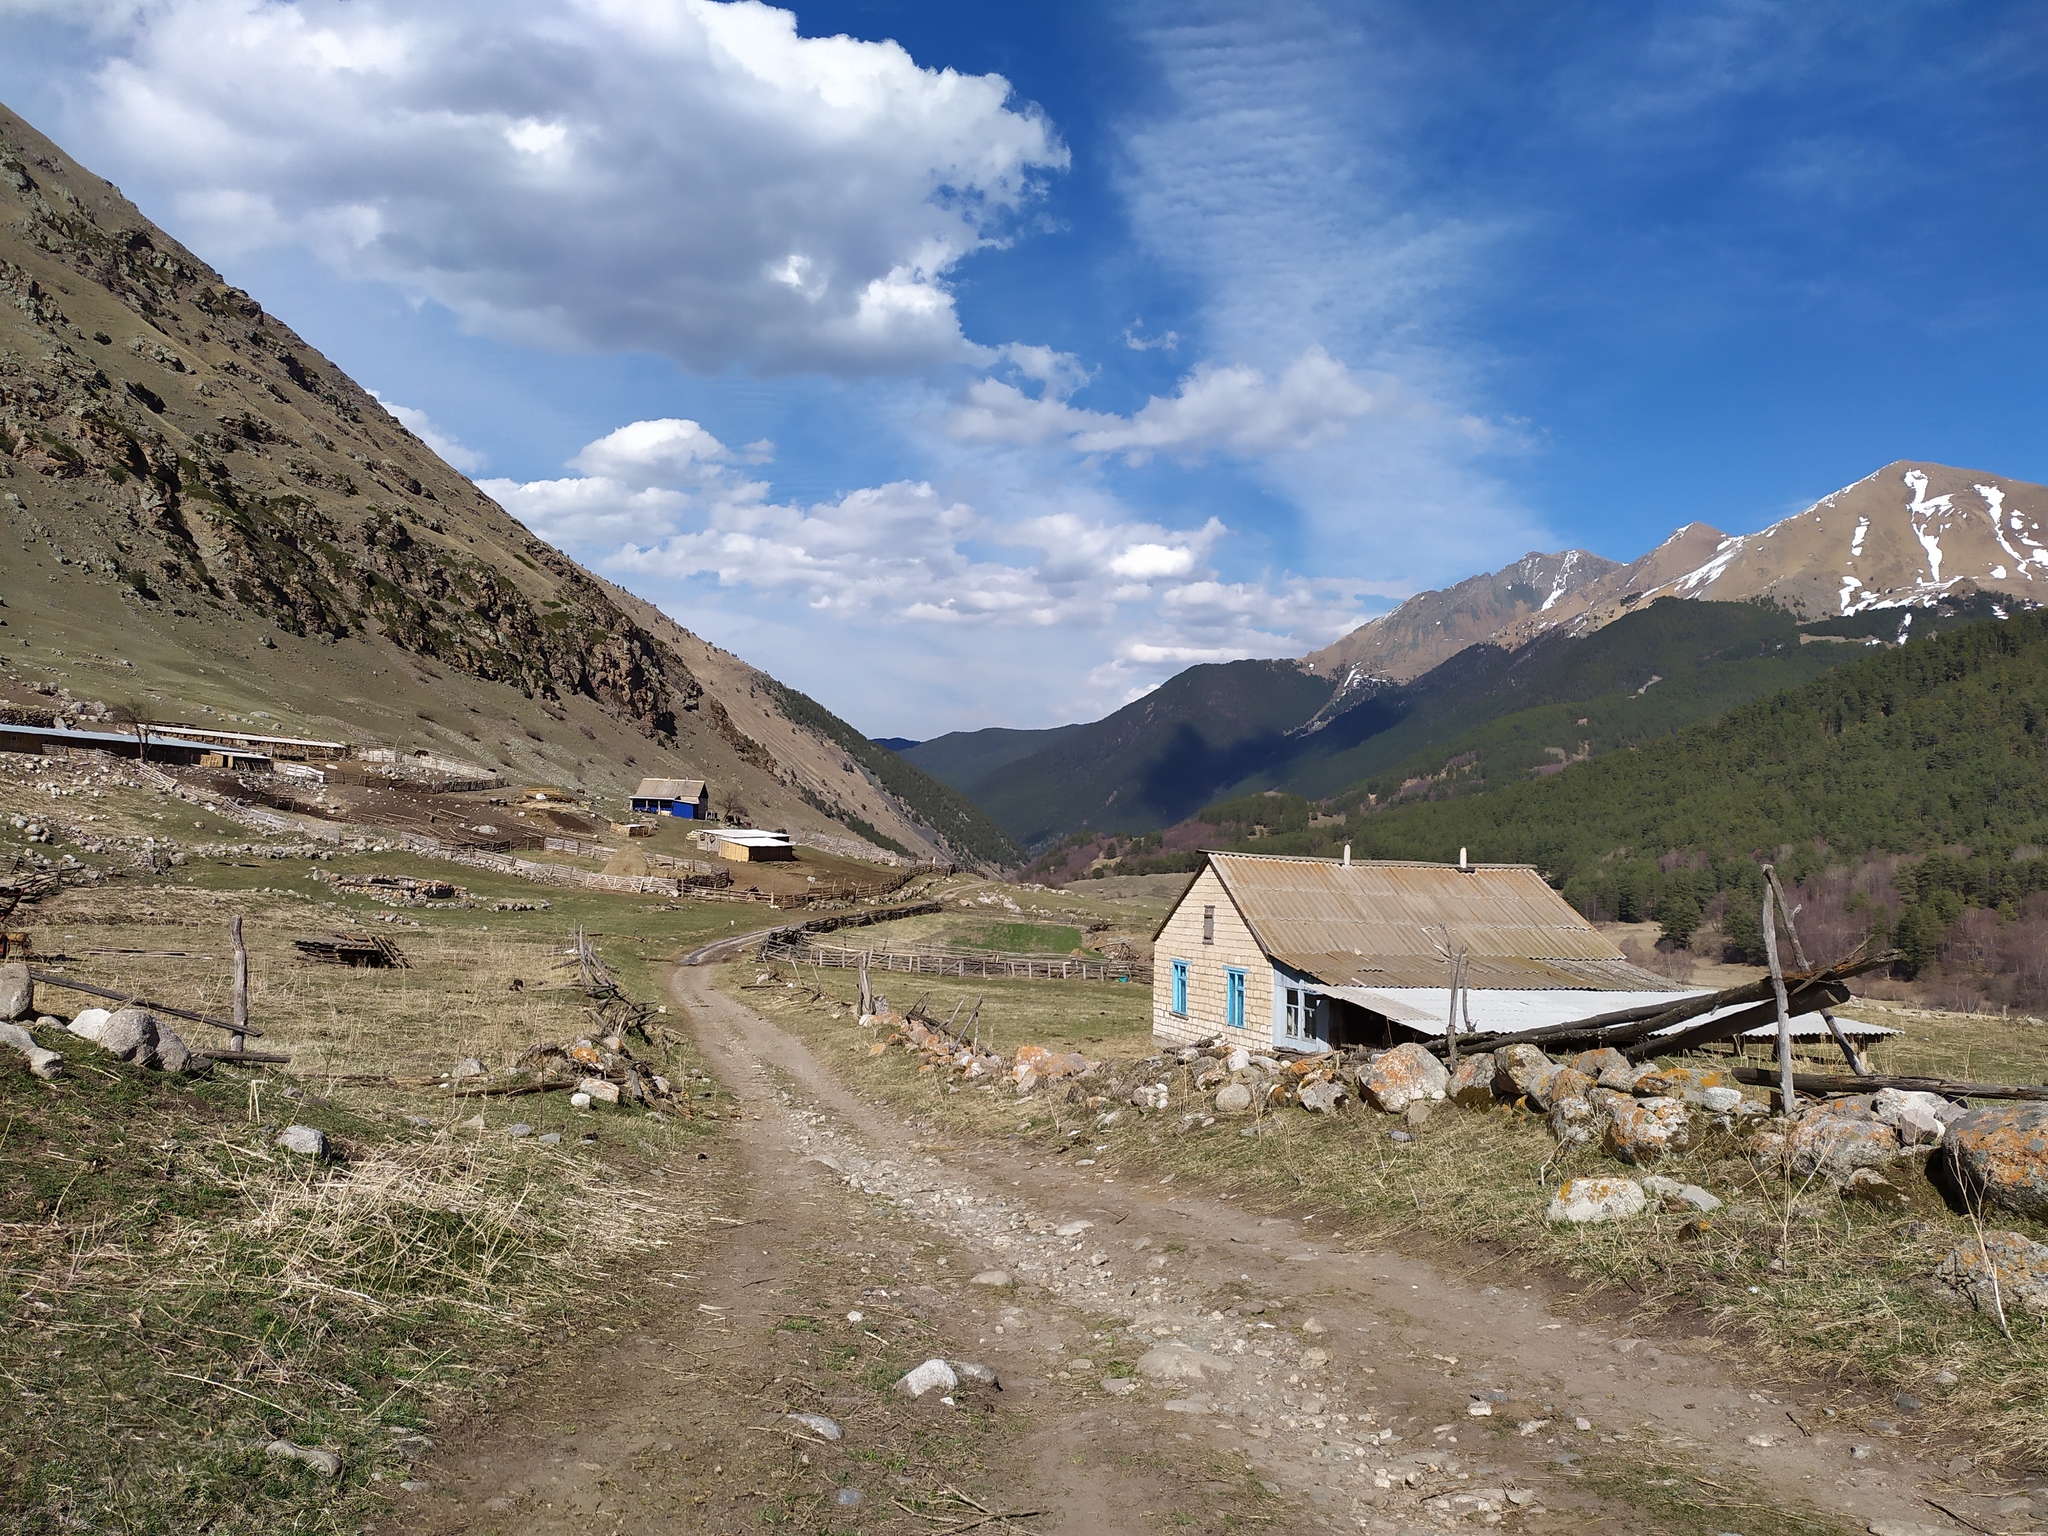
[388,963,2004,1536]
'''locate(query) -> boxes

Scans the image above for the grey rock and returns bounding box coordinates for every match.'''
[969,1269,1013,1287]
[1297,1077,1343,1114]
[0,1021,62,1079]
[1214,1082,1253,1114]
[537,1132,562,1144]
[836,1488,863,1507]
[451,1056,487,1079]
[1641,1175,1722,1213]
[153,1025,194,1075]
[507,1123,533,1138]
[786,1412,843,1441]
[954,1361,1000,1388]
[1388,1129,1415,1143]
[66,1006,111,1042]
[264,1439,342,1476]
[0,962,31,1021]
[1134,1345,1233,1383]
[275,1124,328,1158]
[98,1006,160,1065]
[895,1358,957,1397]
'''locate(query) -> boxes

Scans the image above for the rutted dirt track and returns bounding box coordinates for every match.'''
[395,966,1968,1535]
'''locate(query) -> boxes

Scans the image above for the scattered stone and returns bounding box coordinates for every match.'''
[1360,1042,1449,1113]
[1932,1368,1959,1388]
[970,1269,1012,1287]
[1055,1219,1094,1237]
[1495,1044,1558,1101]
[1297,1077,1343,1114]
[507,1123,533,1138]
[1935,1230,2048,1317]
[538,1132,562,1145]
[1895,1392,1923,1413]
[274,1124,328,1159]
[66,1006,111,1042]
[576,1077,621,1106]
[1448,1052,1499,1107]
[1130,1082,1171,1111]
[1641,1175,1722,1213]
[0,1021,63,1079]
[0,962,31,1021]
[1944,1104,2048,1221]
[1604,1096,1691,1165]
[1784,1103,1901,1182]
[1547,1095,1602,1147]
[1545,1177,1646,1224]
[1569,1047,1632,1085]
[896,1359,958,1397]
[96,1006,160,1066]
[1841,1167,1910,1207]
[954,1362,1000,1387]
[1467,1400,1493,1417]
[152,1026,195,1075]
[1101,1376,1139,1396]
[1529,1065,1592,1112]
[1873,1088,1956,1148]
[836,1488,863,1507]
[786,1412,843,1441]
[1134,1345,1234,1383]
[1404,1099,1435,1130]
[1867,1523,1956,1536]
[450,1056,487,1080]
[460,1114,486,1130]
[570,1093,592,1109]
[1214,1082,1253,1114]
[1633,1065,1735,1106]
[264,1439,342,1477]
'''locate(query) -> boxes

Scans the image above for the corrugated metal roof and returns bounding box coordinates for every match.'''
[1320,983,1898,1041]
[633,777,707,800]
[1208,852,1649,991]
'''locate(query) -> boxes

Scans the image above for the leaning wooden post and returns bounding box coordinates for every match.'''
[1759,865,1795,1111]
[229,914,249,1055]
[1765,867,1871,1075]
[858,951,873,1018]
[1443,949,1465,1068]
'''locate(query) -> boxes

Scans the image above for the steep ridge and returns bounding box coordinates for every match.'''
[0,101,1017,867]
[1300,548,1620,685]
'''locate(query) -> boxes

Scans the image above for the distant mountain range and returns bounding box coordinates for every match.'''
[904,460,2048,852]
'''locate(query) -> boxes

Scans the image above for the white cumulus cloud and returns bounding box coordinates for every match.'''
[51,0,1067,374]
[368,391,485,474]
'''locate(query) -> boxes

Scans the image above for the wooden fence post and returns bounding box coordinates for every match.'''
[229,915,249,1055]
[1765,867,1871,1075]
[1760,866,1795,1110]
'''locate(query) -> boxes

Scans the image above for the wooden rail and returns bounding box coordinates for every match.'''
[760,939,1148,984]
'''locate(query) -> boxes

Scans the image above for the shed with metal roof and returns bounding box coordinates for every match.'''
[630,777,711,819]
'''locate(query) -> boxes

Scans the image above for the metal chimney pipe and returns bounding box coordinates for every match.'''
[1459,846,1468,870]
[1342,843,1351,867]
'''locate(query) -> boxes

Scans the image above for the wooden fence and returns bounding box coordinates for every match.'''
[760,938,1149,984]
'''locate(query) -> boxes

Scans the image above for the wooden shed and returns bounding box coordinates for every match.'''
[714,828,796,863]
[630,777,711,819]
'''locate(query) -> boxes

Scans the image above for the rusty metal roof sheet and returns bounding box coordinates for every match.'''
[1206,851,1659,991]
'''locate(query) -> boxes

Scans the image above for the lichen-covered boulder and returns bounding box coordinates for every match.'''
[1784,1102,1901,1181]
[1570,1047,1633,1086]
[1360,1043,1449,1114]
[1448,1052,1500,1108]
[1529,1065,1592,1112]
[1632,1065,1735,1105]
[1547,1094,1604,1147]
[1494,1044,1557,1101]
[1945,1104,2048,1221]
[1936,1230,2048,1316]
[1605,1095,1692,1165]
[1545,1177,1646,1224]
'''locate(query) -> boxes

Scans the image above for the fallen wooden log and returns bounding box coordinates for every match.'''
[293,934,409,968]
[1620,981,1850,1062]
[193,1049,293,1065]
[1729,1067,2048,1103]
[26,969,266,1038]
[1426,952,1895,1057]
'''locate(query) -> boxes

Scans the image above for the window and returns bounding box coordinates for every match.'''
[1226,967,1247,1029]
[1283,987,1303,1040]
[1171,960,1189,1017]
[1202,904,1215,945]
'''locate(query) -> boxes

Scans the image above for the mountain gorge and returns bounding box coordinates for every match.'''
[0,102,1018,867]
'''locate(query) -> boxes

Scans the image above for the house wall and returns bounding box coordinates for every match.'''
[1152,864,1273,1048]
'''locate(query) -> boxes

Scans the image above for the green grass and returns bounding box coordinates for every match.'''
[960,921,1089,954]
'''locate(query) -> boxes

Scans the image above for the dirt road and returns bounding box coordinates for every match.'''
[396,969,1978,1535]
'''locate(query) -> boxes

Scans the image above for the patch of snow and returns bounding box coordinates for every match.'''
[1675,538,1743,594]
[1903,470,1946,583]
[1976,484,2032,580]
[1838,575,1863,614]
[1993,566,2008,579]
[1850,517,1869,558]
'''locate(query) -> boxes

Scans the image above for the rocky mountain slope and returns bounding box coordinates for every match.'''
[0,102,1017,867]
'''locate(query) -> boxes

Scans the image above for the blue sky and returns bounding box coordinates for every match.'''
[4,1,2045,737]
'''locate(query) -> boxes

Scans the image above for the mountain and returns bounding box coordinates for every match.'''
[0,102,1018,868]
[1300,548,1623,685]
[905,660,1334,850]
[919,462,2048,852]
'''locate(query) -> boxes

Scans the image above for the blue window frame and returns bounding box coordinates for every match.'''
[1170,959,1189,1017]
[1225,967,1247,1029]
